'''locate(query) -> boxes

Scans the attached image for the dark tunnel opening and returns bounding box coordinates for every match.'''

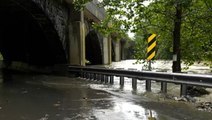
[0,0,67,67]
[85,30,103,65]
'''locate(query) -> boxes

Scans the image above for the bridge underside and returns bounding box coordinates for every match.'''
[85,30,103,65]
[0,0,66,66]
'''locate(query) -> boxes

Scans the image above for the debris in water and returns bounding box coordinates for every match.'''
[174,95,196,103]
[39,114,49,120]
[174,96,188,102]
[196,102,212,112]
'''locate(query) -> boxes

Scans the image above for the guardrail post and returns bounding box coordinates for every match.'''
[81,72,84,78]
[83,72,86,78]
[132,78,137,90]
[180,84,187,96]
[105,75,109,83]
[87,73,90,79]
[110,76,114,84]
[96,74,100,81]
[93,73,96,80]
[94,74,97,80]
[89,73,91,80]
[120,76,124,86]
[92,73,95,80]
[101,74,105,82]
[90,73,93,80]
[87,73,90,80]
[146,80,151,92]
[80,71,83,78]
[98,74,100,81]
[86,72,88,79]
[161,82,167,93]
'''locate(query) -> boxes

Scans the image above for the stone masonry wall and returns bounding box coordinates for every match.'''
[32,0,69,53]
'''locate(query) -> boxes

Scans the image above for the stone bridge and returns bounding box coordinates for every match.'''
[0,0,127,69]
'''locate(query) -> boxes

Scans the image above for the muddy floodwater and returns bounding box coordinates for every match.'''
[0,60,212,120]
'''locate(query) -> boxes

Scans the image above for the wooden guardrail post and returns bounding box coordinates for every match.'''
[110,76,114,84]
[95,74,98,81]
[90,73,93,80]
[161,82,167,93]
[132,78,137,90]
[86,72,89,79]
[84,72,86,79]
[180,84,187,96]
[80,71,83,78]
[146,80,151,91]
[88,73,90,80]
[101,74,105,82]
[97,74,101,81]
[105,75,109,83]
[120,76,124,86]
[93,73,96,80]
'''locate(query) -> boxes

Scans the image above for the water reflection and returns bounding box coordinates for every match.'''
[0,60,212,120]
[93,99,157,120]
[0,73,157,120]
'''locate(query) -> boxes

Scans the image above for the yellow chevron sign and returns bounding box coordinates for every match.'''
[147,34,157,61]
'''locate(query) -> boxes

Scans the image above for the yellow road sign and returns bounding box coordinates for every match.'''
[147,34,157,61]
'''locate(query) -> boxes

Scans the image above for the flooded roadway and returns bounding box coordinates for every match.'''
[0,60,212,120]
[0,74,212,120]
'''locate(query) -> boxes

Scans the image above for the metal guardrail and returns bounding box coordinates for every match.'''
[68,66,212,96]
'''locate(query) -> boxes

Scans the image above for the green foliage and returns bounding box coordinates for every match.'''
[133,0,175,61]
[93,0,146,39]
[180,0,212,64]
[132,0,212,68]
[92,15,131,40]
[73,0,92,10]
[133,33,147,60]
[77,0,212,69]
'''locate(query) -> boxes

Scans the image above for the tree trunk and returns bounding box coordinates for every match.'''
[172,2,182,73]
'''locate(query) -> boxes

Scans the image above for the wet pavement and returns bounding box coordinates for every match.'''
[0,73,212,120]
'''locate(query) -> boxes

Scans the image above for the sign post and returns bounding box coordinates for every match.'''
[146,33,157,92]
[147,33,157,71]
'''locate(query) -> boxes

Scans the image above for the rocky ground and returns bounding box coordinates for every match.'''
[162,87,212,112]
[193,88,212,112]
[173,95,212,112]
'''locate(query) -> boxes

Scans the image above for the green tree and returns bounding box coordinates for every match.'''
[75,0,212,71]
[73,0,92,10]
[125,0,212,72]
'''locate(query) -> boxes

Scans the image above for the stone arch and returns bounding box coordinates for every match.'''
[0,0,67,66]
[85,30,103,65]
